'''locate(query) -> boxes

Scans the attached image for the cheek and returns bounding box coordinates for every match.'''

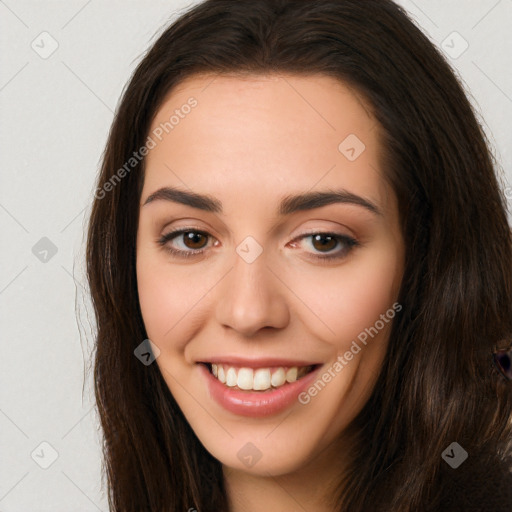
[286,247,402,347]
[137,272,172,341]
[136,246,181,344]
[136,246,215,351]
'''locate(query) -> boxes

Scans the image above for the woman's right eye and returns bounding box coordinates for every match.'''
[157,229,213,258]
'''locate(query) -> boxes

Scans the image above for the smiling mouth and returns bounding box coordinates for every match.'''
[200,362,318,392]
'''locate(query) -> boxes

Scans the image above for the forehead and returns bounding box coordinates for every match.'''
[143,73,392,216]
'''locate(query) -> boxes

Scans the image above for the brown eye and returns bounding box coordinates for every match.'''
[157,229,213,258]
[311,234,338,252]
[293,232,359,261]
[181,231,208,250]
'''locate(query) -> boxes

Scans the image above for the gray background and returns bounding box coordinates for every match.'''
[1,1,511,510]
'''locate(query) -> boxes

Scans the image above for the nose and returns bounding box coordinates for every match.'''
[215,253,290,337]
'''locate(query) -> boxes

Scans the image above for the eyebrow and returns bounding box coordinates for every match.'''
[142,186,382,216]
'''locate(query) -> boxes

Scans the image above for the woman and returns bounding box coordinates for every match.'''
[86,1,512,510]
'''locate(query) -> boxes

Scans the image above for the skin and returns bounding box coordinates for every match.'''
[136,73,404,511]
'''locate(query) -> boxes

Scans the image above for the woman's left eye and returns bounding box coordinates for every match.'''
[295,232,359,260]
[157,229,359,261]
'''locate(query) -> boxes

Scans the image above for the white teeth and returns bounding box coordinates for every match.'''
[226,367,238,387]
[209,364,312,391]
[237,368,254,390]
[253,368,271,390]
[271,367,286,387]
[286,367,298,383]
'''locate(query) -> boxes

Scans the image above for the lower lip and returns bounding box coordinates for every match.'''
[199,363,322,417]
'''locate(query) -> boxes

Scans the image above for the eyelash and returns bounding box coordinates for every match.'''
[157,227,360,262]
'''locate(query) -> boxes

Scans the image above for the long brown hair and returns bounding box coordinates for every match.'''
[86,1,512,510]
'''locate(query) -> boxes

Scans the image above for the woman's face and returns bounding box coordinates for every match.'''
[136,73,404,476]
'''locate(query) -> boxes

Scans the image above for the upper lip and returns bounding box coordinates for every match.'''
[197,356,320,368]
